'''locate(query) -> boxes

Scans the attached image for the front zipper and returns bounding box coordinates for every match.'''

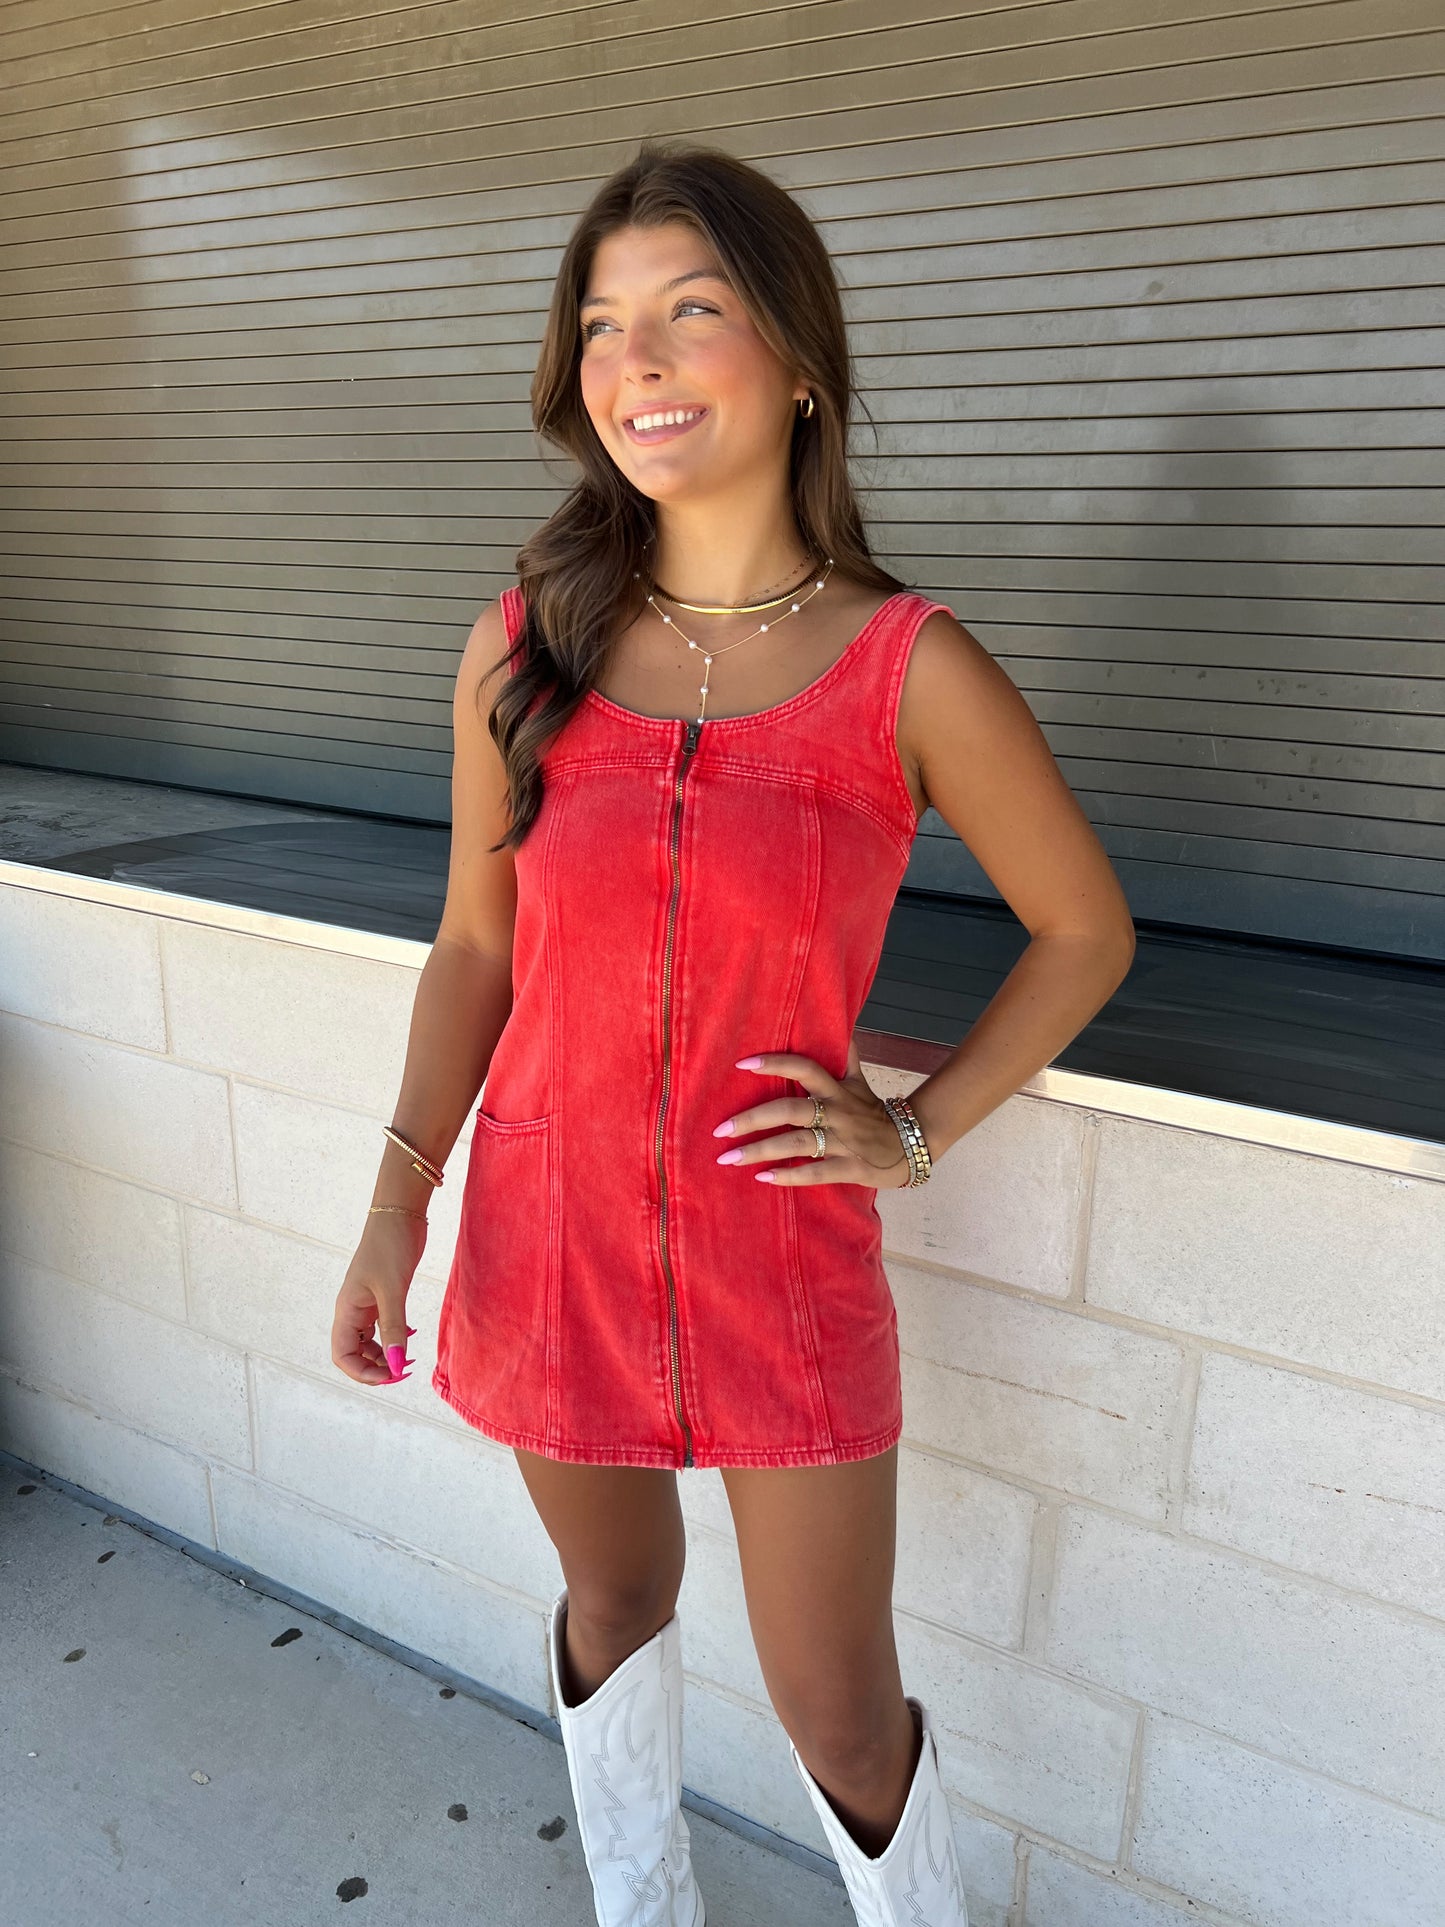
[655,715,703,1467]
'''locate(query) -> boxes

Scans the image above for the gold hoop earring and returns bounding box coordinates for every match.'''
[798,393,815,418]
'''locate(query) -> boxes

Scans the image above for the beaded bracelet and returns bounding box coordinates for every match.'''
[883,1094,933,1187]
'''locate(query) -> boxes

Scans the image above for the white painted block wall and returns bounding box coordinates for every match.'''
[2,870,1443,1927]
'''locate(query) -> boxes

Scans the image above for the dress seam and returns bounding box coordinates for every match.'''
[780,783,834,1449]
[883,595,951,831]
[434,1365,898,1468]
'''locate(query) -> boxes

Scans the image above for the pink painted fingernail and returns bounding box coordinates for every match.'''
[405,1325,417,1336]
[736,1056,763,1069]
[716,1148,742,1164]
[386,1344,406,1378]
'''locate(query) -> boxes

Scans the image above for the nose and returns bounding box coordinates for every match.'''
[616,313,673,385]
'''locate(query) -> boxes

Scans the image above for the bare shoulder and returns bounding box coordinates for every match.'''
[904,604,1002,699]
[895,606,1015,811]
[455,594,517,708]
[896,604,1135,944]
[897,601,1056,808]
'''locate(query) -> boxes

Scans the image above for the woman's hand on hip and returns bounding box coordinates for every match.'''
[712,1037,913,1189]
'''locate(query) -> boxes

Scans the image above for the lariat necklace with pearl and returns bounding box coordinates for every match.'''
[635,554,837,723]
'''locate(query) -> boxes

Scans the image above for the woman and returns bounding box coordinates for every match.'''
[332,140,1135,1927]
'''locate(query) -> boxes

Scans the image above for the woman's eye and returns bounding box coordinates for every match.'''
[582,300,717,341]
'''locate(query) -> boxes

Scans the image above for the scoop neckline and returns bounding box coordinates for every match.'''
[581,589,910,729]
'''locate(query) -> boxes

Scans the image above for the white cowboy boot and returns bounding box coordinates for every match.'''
[548,1588,705,1927]
[789,1697,969,1926]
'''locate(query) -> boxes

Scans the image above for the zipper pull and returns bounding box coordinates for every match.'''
[683,718,703,757]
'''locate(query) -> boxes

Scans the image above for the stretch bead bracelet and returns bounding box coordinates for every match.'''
[883,1094,933,1187]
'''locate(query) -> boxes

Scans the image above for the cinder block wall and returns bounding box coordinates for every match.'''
[2,870,1443,1927]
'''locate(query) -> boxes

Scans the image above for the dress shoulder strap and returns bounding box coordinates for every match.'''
[881,589,956,700]
[828,587,955,731]
[818,590,955,829]
[499,584,526,665]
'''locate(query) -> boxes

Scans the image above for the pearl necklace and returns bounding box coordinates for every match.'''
[638,558,837,723]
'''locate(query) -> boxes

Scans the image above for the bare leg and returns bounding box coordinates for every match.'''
[514,1446,687,1705]
[720,1445,919,1857]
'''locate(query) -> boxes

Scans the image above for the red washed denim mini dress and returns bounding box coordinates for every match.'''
[432,582,951,1469]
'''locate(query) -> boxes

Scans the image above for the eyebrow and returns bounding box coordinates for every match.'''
[579,269,730,313]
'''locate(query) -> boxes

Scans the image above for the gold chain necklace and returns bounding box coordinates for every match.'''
[640,558,837,723]
[647,552,821,615]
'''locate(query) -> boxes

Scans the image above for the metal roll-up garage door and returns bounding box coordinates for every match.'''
[0,0,1440,959]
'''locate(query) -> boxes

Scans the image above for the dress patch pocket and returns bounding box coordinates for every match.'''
[439,1107,553,1439]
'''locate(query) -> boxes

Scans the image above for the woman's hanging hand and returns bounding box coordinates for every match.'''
[331,1214,425,1386]
[711,1035,915,1189]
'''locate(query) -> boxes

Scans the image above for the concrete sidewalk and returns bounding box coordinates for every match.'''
[0,1459,851,1927]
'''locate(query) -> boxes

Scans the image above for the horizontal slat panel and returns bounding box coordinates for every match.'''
[7,64,1442,231]
[1,0,1441,960]
[5,580,1443,669]
[8,409,1445,460]
[8,209,1445,313]
[9,135,1445,275]
[0,721,444,817]
[4,450,1441,491]
[0,0,1361,106]
[0,520,1441,573]
[4,543,1443,606]
[905,837,1445,956]
[4,486,1440,531]
[0,695,446,762]
[5,576,1444,648]
[2,1,1435,173]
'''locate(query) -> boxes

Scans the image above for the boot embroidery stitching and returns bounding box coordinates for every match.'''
[590,1674,670,1901]
[904,1797,965,1923]
[553,1599,700,1925]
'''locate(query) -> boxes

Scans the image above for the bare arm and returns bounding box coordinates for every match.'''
[897,611,1137,1163]
[366,597,524,1216]
[332,597,524,1385]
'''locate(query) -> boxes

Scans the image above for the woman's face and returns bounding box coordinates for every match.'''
[576,220,806,505]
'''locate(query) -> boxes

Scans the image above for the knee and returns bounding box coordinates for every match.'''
[781,1690,907,1793]
[565,1573,679,1649]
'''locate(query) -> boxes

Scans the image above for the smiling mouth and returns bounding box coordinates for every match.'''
[622,407,709,446]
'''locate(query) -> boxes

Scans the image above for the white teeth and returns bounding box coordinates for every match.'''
[630,408,701,431]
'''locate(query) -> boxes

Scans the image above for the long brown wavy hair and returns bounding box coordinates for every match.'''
[484,137,908,851]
